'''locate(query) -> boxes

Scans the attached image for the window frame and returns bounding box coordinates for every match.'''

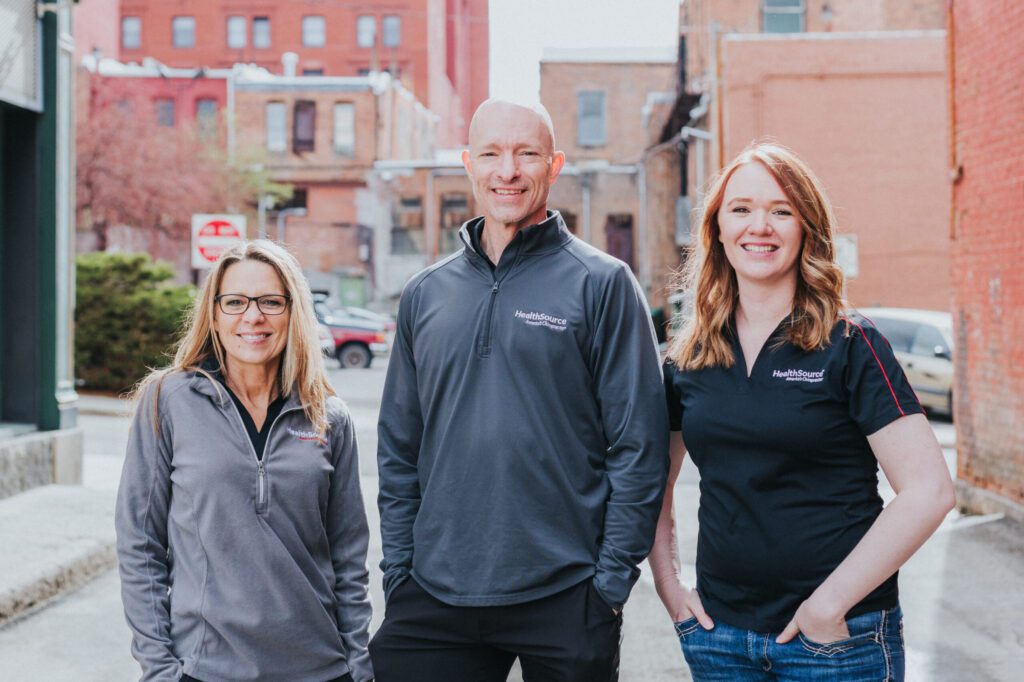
[333,102,356,157]
[154,98,176,127]
[226,15,247,49]
[762,0,806,33]
[253,16,272,49]
[382,15,401,48]
[576,90,607,147]
[171,16,196,49]
[121,16,141,50]
[293,100,317,154]
[265,101,287,153]
[356,15,376,48]
[302,15,326,48]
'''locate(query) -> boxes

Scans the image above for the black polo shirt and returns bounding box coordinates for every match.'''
[664,316,923,633]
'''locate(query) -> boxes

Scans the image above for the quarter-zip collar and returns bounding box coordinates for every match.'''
[188,357,304,413]
[459,210,573,273]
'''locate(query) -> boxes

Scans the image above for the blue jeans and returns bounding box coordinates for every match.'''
[675,605,904,681]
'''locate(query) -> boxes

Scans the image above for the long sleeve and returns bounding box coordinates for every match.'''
[589,265,670,609]
[327,407,373,682]
[376,283,424,600]
[114,382,181,681]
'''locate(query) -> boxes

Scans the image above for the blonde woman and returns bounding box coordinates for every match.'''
[651,142,955,681]
[115,240,372,682]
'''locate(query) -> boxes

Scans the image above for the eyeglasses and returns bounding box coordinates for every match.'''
[215,294,291,316]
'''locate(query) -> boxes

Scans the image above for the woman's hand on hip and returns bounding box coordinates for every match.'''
[661,580,715,630]
[776,594,850,644]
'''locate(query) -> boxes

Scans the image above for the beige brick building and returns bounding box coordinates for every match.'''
[539,49,678,312]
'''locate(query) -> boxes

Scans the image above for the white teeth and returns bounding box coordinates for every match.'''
[743,245,778,253]
[494,189,523,195]
[241,334,269,341]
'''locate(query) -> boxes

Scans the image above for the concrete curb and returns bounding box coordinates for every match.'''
[0,485,117,627]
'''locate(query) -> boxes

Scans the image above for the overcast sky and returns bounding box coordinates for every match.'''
[488,0,681,103]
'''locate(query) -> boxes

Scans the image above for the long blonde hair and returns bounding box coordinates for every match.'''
[668,141,845,370]
[132,240,335,434]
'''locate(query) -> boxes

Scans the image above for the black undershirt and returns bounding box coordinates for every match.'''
[217,377,287,460]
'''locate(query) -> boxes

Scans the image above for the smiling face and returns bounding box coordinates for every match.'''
[213,259,291,374]
[462,101,565,231]
[717,161,804,289]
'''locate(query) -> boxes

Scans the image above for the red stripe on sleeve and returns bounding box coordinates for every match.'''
[844,319,906,417]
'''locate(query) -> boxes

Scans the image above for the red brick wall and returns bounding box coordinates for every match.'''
[951,0,1024,505]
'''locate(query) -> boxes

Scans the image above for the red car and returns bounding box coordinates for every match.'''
[314,300,390,368]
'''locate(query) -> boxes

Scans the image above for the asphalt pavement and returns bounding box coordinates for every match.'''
[0,361,1021,680]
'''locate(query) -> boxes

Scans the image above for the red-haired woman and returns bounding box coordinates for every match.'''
[651,142,954,681]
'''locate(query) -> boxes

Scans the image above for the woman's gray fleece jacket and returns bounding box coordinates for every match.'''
[115,369,372,682]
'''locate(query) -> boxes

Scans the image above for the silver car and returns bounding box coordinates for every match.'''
[856,307,954,417]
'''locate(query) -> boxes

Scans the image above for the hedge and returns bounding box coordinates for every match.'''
[75,252,195,392]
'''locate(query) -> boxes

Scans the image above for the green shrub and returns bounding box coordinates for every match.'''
[75,252,195,392]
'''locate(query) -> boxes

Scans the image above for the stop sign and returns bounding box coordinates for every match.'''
[191,214,246,269]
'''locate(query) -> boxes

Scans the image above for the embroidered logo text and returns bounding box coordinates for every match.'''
[772,368,825,383]
[514,309,568,332]
[288,426,328,447]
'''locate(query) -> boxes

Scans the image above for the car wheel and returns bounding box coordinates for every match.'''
[336,343,372,369]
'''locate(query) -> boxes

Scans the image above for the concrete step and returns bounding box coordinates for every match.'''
[0,485,116,626]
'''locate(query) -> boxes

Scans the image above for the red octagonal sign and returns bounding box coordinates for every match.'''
[192,214,246,269]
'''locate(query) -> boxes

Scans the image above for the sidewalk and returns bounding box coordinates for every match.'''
[0,485,115,626]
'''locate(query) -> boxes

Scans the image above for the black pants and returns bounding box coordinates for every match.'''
[369,577,622,682]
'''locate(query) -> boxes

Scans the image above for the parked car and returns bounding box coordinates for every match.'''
[317,322,335,358]
[313,299,390,368]
[856,307,954,417]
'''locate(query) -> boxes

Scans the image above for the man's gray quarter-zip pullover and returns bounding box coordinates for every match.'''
[115,369,372,682]
[378,211,669,610]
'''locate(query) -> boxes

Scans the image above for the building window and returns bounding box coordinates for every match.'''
[266,101,286,152]
[227,16,247,48]
[382,15,401,47]
[253,16,271,49]
[605,214,635,270]
[333,103,356,157]
[303,68,324,76]
[303,16,326,47]
[155,98,175,127]
[196,99,217,137]
[577,91,606,147]
[357,16,376,48]
[762,0,805,33]
[122,17,141,50]
[293,100,316,153]
[172,16,195,48]
[440,193,471,254]
[279,188,308,211]
[391,196,424,255]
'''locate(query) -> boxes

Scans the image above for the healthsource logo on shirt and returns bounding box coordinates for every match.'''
[514,309,567,332]
[288,427,328,447]
[772,368,825,383]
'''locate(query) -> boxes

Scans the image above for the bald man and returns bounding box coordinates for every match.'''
[371,100,668,681]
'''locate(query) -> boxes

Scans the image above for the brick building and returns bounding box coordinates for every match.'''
[111,0,488,146]
[949,0,1024,517]
[76,57,233,279]
[539,49,678,309]
[233,65,438,304]
[658,0,951,313]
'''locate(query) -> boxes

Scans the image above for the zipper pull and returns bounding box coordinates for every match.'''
[491,282,499,294]
[257,461,266,504]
